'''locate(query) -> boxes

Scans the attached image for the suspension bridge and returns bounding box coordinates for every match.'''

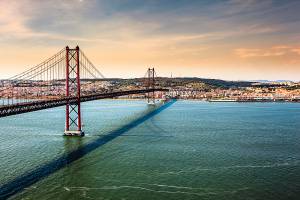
[0,46,168,136]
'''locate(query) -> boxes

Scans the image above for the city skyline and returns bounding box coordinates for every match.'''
[1,0,300,81]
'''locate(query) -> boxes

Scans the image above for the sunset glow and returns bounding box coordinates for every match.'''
[0,0,300,80]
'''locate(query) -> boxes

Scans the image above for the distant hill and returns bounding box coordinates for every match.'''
[172,77,254,88]
[104,77,255,89]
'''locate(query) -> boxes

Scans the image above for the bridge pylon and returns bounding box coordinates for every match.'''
[64,46,84,136]
[146,68,156,104]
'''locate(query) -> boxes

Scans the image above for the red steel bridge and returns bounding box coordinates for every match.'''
[0,46,168,136]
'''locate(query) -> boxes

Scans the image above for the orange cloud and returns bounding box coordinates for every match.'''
[235,46,300,58]
[235,48,286,58]
[291,48,300,55]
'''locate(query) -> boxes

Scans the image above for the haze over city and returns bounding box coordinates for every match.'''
[1,0,300,81]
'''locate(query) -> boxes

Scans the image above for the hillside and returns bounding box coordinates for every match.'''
[102,77,255,89]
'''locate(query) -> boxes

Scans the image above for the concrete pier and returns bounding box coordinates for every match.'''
[64,130,85,136]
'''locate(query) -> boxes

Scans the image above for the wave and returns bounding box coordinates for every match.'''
[63,185,216,197]
[160,161,300,175]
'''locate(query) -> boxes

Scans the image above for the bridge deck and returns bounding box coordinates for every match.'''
[0,88,168,118]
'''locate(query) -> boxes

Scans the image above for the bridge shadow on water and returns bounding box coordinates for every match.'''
[0,99,176,199]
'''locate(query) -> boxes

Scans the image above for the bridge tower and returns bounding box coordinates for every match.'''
[64,46,84,136]
[146,68,156,104]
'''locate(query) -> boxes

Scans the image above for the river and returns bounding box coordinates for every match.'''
[0,100,300,199]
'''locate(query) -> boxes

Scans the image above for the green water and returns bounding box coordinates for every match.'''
[0,100,300,200]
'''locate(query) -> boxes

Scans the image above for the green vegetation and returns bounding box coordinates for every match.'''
[104,77,254,89]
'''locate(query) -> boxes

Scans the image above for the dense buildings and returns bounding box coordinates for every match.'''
[1,78,300,102]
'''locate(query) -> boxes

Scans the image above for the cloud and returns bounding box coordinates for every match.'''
[235,46,300,58]
[0,1,35,39]
[0,0,284,43]
[1,0,300,80]
[291,48,300,55]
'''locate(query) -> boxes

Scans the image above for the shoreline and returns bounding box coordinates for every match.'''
[96,98,300,103]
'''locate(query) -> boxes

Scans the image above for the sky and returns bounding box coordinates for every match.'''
[0,0,300,81]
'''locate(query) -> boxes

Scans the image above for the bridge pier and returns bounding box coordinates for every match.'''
[64,46,84,137]
[64,130,84,137]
